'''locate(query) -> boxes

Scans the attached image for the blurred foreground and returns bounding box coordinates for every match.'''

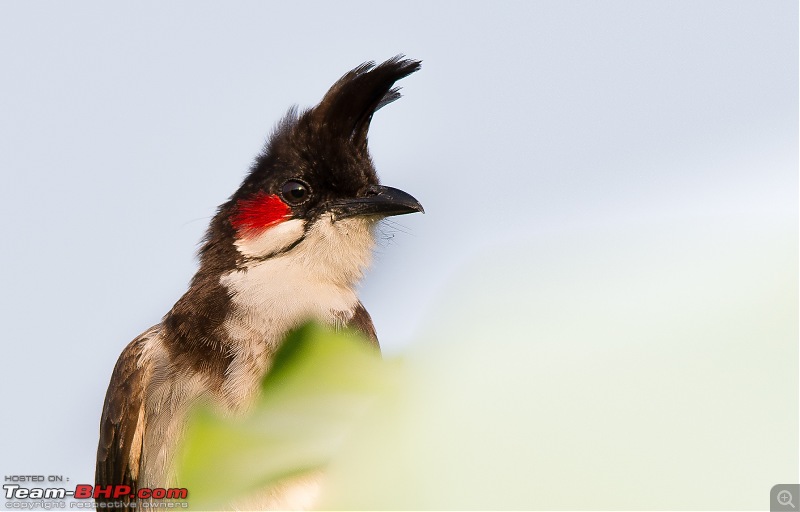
[180,218,797,510]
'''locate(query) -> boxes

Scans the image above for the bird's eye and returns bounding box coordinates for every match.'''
[280,180,310,205]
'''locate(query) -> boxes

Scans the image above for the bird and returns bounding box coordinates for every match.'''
[95,56,423,510]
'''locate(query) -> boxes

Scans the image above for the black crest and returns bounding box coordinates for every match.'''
[234,56,422,200]
[309,56,422,149]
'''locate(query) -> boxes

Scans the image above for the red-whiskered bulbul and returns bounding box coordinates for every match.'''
[95,57,423,510]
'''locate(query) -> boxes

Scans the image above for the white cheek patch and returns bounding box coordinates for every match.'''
[234,218,306,258]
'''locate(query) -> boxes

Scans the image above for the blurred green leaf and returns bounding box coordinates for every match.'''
[176,322,394,509]
[177,223,796,510]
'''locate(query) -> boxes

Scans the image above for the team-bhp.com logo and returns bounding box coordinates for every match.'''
[4,484,188,509]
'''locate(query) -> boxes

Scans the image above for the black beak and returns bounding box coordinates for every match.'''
[330,184,424,220]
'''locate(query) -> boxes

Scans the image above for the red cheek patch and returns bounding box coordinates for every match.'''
[231,192,291,238]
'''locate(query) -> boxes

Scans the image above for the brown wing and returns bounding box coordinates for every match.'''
[96,327,156,507]
[347,301,380,350]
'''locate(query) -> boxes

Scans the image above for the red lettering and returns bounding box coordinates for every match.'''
[74,485,92,499]
[94,485,113,499]
[166,488,188,499]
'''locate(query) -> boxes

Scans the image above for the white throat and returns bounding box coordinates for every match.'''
[221,215,376,344]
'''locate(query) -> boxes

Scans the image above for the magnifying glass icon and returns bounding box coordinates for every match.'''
[778,490,796,509]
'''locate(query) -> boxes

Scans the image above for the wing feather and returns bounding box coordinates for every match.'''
[346,301,379,350]
[95,327,156,508]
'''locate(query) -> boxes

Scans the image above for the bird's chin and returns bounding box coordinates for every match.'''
[323,214,379,238]
[330,212,383,225]
[303,215,377,283]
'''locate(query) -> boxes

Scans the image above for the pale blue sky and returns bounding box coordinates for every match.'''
[0,1,796,506]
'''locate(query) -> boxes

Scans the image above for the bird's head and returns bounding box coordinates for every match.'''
[200,57,423,286]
